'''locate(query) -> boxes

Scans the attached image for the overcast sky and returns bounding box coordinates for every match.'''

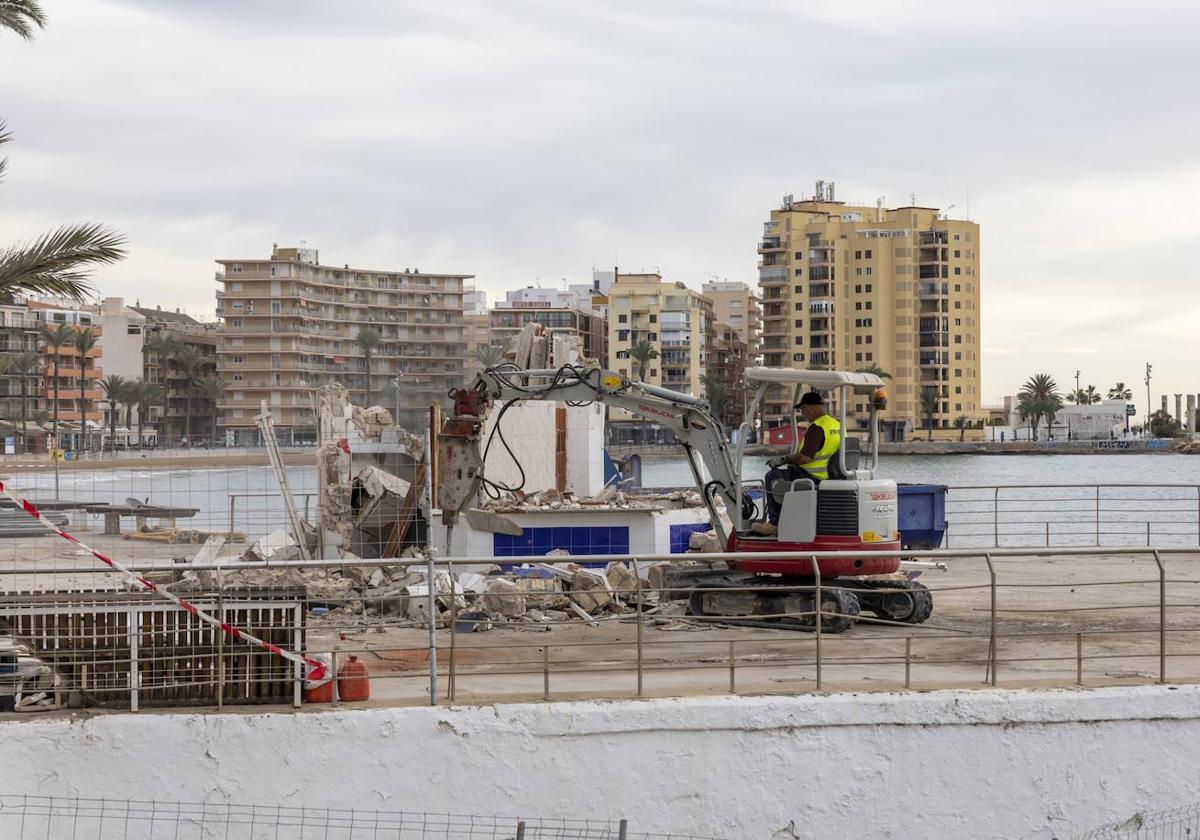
[2,0,1198,405]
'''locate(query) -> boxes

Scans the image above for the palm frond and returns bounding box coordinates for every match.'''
[0,223,126,302]
[0,0,47,40]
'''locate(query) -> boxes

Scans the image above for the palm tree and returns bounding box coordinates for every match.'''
[11,350,39,452]
[630,339,659,382]
[71,325,98,452]
[1109,381,1133,434]
[171,344,205,445]
[143,334,177,443]
[474,344,505,369]
[855,364,892,380]
[954,414,971,442]
[41,323,74,453]
[98,374,129,451]
[1021,374,1064,439]
[194,375,230,444]
[354,328,383,406]
[701,373,729,423]
[0,1,46,40]
[132,380,161,448]
[920,386,939,441]
[1017,391,1040,440]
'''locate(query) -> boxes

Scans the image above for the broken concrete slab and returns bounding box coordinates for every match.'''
[464,509,523,536]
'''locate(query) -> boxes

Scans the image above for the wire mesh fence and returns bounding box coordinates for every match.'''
[0,796,719,840]
[1073,801,1200,839]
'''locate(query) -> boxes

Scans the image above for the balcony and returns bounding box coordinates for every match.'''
[757,238,784,253]
[809,352,831,366]
[759,267,787,284]
[809,266,834,282]
[919,231,948,246]
[918,283,949,298]
[918,332,950,348]
[809,336,832,349]
[808,283,832,297]
[809,300,834,315]
[809,317,832,333]
[919,265,948,280]
[919,351,949,366]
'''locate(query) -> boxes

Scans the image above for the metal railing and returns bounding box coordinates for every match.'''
[2,545,1200,713]
[944,484,1200,548]
[0,796,717,840]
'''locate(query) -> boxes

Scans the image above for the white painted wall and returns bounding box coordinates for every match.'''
[480,401,605,497]
[2,686,1198,839]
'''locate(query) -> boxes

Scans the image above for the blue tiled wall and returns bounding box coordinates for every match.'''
[669,523,713,553]
[493,526,631,557]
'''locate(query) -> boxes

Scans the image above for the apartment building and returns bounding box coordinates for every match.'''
[606,273,713,436]
[490,287,606,365]
[709,322,750,431]
[215,245,469,441]
[702,281,761,363]
[135,306,220,444]
[0,305,43,439]
[758,187,981,438]
[28,302,103,449]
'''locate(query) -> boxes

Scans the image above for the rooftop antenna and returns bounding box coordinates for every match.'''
[828,181,835,201]
[876,197,884,222]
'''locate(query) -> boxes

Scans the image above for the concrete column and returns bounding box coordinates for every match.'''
[1188,395,1196,433]
[1161,395,1168,415]
[1175,394,1183,425]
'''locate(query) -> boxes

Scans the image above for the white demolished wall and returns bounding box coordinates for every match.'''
[480,401,605,498]
[2,686,1199,839]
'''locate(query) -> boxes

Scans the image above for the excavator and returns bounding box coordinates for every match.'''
[436,363,932,632]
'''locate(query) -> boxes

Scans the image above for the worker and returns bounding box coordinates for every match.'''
[761,391,842,526]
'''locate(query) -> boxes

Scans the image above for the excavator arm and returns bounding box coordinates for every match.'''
[436,364,749,543]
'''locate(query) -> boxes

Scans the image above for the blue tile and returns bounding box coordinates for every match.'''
[570,527,591,550]
[531,528,553,549]
[552,527,571,546]
[591,528,611,552]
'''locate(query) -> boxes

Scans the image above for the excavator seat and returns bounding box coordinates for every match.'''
[826,436,862,480]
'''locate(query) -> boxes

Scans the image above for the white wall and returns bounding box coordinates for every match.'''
[480,401,605,498]
[1,686,1197,839]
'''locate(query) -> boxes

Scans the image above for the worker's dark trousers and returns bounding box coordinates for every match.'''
[764,464,817,524]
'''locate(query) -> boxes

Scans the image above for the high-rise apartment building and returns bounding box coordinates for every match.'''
[215,245,469,441]
[607,273,713,434]
[490,287,606,365]
[702,281,761,363]
[758,189,981,437]
[28,301,104,450]
[709,322,749,431]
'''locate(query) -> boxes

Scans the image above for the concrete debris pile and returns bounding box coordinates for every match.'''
[1174,439,1200,454]
[481,486,706,514]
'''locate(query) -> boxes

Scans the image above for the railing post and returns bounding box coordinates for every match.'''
[633,558,643,698]
[1075,632,1083,686]
[1045,521,1050,547]
[619,819,628,840]
[426,549,437,705]
[1154,550,1166,684]
[984,553,997,686]
[813,555,822,691]
[1094,485,1100,547]
[448,558,457,703]
[128,607,139,712]
[728,640,736,694]
[993,487,999,548]
[542,643,551,701]
[1147,521,1151,546]
[228,494,236,536]
[904,636,912,689]
[516,821,525,840]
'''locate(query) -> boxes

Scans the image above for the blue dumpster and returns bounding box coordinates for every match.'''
[897,484,948,549]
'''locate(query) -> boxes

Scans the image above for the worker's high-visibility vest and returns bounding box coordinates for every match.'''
[802,414,842,480]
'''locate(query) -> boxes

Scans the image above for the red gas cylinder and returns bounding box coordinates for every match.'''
[303,652,334,703]
[337,655,371,701]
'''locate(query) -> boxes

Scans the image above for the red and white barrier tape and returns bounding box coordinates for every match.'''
[0,480,327,683]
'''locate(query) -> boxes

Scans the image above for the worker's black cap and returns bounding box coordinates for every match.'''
[795,392,824,408]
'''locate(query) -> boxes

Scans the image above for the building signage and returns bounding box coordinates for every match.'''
[509,301,553,309]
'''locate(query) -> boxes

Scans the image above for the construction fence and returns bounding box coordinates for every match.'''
[0,796,718,840]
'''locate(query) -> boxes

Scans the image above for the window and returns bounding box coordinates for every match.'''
[231,264,243,273]
[855,302,862,311]
[618,314,627,323]
[865,267,872,276]
[953,234,960,241]
[795,336,804,345]
[855,335,862,345]
[865,352,873,361]
[865,284,872,292]
[649,314,657,323]
[794,319,803,328]
[954,335,962,344]
[955,369,962,377]
[271,301,282,314]
[232,374,243,382]
[954,250,961,258]
[955,386,962,394]
[955,352,962,360]
[855,250,862,259]
[954,284,961,292]
[795,302,804,311]
[650,369,657,377]
[855,284,862,293]
[955,403,962,411]
[865,335,872,344]
[792,353,805,362]
[865,249,872,259]
[954,301,962,309]
[231,319,242,327]
[794,269,803,277]
[795,252,804,260]
[794,285,803,294]
[855,268,862,277]
[855,352,863,361]
[865,301,872,310]
[954,267,961,275]
[232,355,243,364]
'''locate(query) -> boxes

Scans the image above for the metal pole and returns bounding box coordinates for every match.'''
[228,494,236,536]
[128,607,139,712]
[633,557,643,698]
[1045,521,1049,547]
[217,567,225,710]
[1147,521,1151,546]
[1154,549,1166,684]
[448,558,457,703]
[516,822,525,840]
[813,555,822,691]
[542,643,550,701]
[1094,485,1100,547]
[618,819,628,840]
[427,548,437,705]
[728,640,736,694]
[984,553,997,686]
[1075,632,1083,686]
[993,487,999,547]
[904,636,912,690]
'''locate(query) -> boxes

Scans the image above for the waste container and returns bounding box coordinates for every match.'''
[897,484,948,549]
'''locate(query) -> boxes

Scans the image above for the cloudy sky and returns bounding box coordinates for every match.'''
[2,0,1198,405]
